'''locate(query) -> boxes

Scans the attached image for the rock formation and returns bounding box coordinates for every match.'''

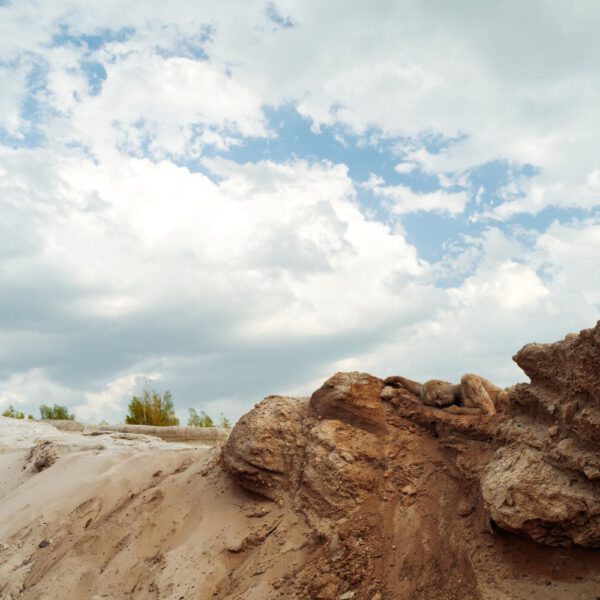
[222,322,600,599]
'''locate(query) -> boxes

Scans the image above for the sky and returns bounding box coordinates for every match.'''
[1,0,599,425]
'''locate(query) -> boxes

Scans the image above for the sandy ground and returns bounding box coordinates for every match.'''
[2,414,600,599]
[0,418,308,600]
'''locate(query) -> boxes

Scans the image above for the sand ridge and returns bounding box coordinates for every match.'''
[0,422,312,600]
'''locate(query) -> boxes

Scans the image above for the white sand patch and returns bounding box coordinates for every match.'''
[0,416,210,451]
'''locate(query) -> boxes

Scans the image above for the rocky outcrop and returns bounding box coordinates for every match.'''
[222,376,386,519]
[222,325,600,599]
[221,395,310,501]
[309,372,386,432]
[482,446,600,547]
[486,322,600,547]
[512,325,600,446]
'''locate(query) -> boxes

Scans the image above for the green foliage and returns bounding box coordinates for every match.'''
[187,408,214,427]
[187,409,232,428]
[125,388,179,426]
[99,419,109,426]
[2,405,25,419]
[39,404,75,420]
[27,414,34,419]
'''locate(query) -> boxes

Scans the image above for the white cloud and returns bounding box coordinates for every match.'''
[449,261,549,310]
[0,369,80,413]
[394,162,416,174]
[2,0,600,423]
[3,0,600,217]
[214,1,600,217]
[75,373,158,422]
[50,50,268,160]
[0,64,28,136]
[0,142,433,421]
[362,174,469,216]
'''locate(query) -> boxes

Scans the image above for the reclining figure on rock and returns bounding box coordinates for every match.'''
[383,374,509,416]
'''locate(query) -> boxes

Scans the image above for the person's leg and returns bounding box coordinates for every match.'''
[459,374,496,415]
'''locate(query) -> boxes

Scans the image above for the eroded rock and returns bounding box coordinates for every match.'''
[221,395,311,500]
[222,373,386,516]
[221,322,600,598]
[483,446,600,547]
[310,371,385,432]
[299,419,383,518]
[513,323,600,445]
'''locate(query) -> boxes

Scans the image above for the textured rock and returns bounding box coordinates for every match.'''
[27,441,61,472]
[310,371,385,432]
[482,446,600,547]
[299,419,383,518]
[513,323,600,445]
[221,395,311,500]
[491,320,600,546]
[221,324,600,597]
[222,373,385,515]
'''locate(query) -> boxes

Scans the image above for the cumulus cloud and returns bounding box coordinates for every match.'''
[1,0,599,423]
[0,141,433,421]
[61,51,267,159]
[362,174,469,216]
[215,0,600,217]
[74,373,158,422]
[4,0,600,216]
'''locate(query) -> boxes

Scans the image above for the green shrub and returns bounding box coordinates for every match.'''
[187,408,214,427]
[125,388,179,426]
[187,409,232,428]
[2,405,25,419]
[39,404,75,420]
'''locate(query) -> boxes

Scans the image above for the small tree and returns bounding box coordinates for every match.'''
[2,405,25,419]
[187,408,214,427]
[39,404,75,420]
[219,413,231,429]
[125,388,179,426]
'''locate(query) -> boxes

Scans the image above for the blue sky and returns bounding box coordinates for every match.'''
[1,0,599,424]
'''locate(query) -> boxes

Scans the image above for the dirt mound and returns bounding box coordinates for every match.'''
[223,323,600,599]
[2,324,600,599]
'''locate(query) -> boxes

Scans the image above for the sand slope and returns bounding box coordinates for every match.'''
[0,420,308,600]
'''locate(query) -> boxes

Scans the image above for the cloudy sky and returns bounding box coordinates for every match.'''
[1,1,599,424]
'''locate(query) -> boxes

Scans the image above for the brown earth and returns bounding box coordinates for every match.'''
[2,323,600,599]
[222,323,600,599]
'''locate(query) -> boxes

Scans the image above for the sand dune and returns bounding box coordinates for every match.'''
[0,420,308,599]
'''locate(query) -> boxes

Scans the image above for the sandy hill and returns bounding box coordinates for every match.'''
[2,323,600,599]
